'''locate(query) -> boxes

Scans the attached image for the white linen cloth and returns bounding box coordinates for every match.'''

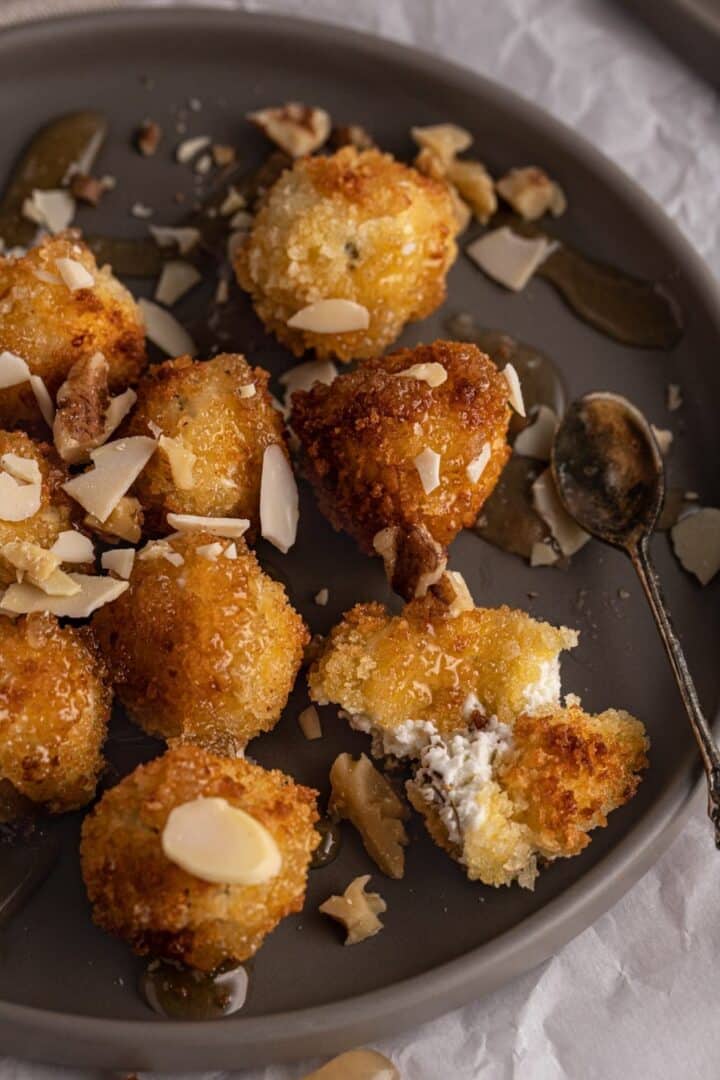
[0,2,718,1078]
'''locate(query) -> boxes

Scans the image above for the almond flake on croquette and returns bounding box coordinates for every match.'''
[287,299,370,334]
[1,573,127,618]
[63,436,157,523]
[166,513,251,538]
[260,444,298,553]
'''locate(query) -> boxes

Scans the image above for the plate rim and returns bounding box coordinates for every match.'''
[0,4,717,1069]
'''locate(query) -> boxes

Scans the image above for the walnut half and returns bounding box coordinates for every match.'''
[373,524,447,601]
[247,103,331,158]
[319,874,386,945]
[329,753,409,879]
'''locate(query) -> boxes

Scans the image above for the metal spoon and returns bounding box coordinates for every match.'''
[552,391,720,846]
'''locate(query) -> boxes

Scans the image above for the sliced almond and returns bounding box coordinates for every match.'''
[0,351,31,389]
[413,447,441,494]
[298,704,322,741]
[219,188,246,216]
[175,135,211,164]
[29,375,55,428]
[279,358,338,405]
[466,443,492,484]
[532,468,590,557]
[466,227,556,291]
[166,513,250,539]
[1,453,40,485]
[159,434,196,489]
[1,573,128,618]
[49,530,94,563]
[84,495,143,543]
[0,540,61,585]
[260,444,299,554]
[530,540,559,567]
[62,436,157,523]
[287,299,369,334]
[130,202,153,219]
[100,547,135,580]
[671,508,720,586]
[154,260,202,307]
[502,363,525,417]
[223,542,238,560]
[513,405,557,459]
[394,362,447,388]
[138,298,196,356]
[0,472,41,521]
[248,103,331,157]
[149,225,201,255]
[314,587,329,607]
[55,257,94,291]
[162,797,282,885]
[238,383,256,398]
[651,425,673,456]
[196,541,224,561]
[21,189,75,233]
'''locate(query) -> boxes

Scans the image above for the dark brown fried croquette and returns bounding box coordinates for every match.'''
[80,745,319,970]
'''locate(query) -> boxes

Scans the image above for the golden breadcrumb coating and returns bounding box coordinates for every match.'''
[0,232,146,432]
[235,147,458,361]
[80,745,319,970]
[92,531,308,748]
[291,341,511,587]
[125,354,287,536]
[309,592,577,739]
[0,430,79,585]
[0,613,110,812]
[407,704,648,888]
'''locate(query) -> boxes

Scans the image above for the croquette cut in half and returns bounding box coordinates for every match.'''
[125,353,287,536]
[80,745,319,971]
[235,146,458,361]
[0,613,110,813]
[0,232,146,432]
[0,429,79,586]
[291,340,511,599]
[310,583,648,889]
[92,531,308,750]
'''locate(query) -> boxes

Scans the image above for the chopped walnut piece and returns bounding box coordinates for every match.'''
[373,524,448,601]
[136,119,162,157]
[495,166,566,221]
[53,353,110,463]
[329,124,375,151]
[431,569,475,617]
[319,874,386,945]
[247,103,331,158]
[446,159,497,224]
[411,123,473,164]
[414,146,447,182]
[211,143,236,167]
[329,753,409,879]
[84,495,143,544]
[69,173,106,207]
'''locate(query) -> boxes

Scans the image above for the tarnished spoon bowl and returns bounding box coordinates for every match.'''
[552,392,720,847]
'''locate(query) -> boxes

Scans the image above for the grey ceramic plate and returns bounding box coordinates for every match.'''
[0,7,719,1072]
[617,0,720,89]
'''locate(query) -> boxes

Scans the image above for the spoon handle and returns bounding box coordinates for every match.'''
[631,537,720,848]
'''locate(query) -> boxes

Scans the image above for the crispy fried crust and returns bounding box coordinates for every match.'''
[125,354,287,535]
[0,613,110,812]
[309,593,577,736]
[291,341,511,573]
[409,704,648,887]
[0,430,79,585]
[499,705,649,860]
[0,232,146,432]
[80,745,319,970]
[235,147,458,360]
[92,531,309,747]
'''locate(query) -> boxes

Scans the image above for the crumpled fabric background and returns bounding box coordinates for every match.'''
[0,1,719,1078]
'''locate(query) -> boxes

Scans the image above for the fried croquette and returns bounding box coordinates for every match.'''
[309,591,577,756]
[0,613,110,812]
[0,430,78,585]
[92,531,308,748]
[235,147,458,361]
[80,745,319,970]
[0,232,146,432]
[291,341,511,598]
[407,703,648,888]
[125,354,287,536]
